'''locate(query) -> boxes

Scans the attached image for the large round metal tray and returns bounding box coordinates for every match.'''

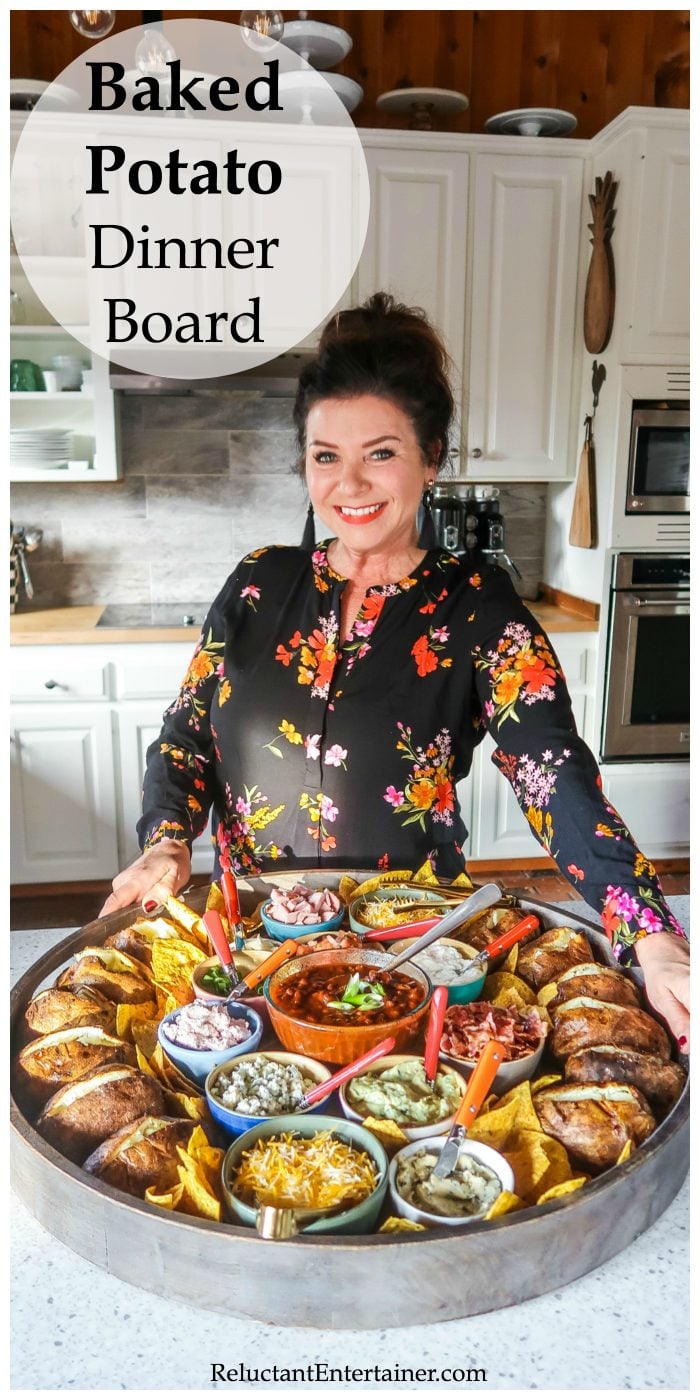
[11,872,689,1329]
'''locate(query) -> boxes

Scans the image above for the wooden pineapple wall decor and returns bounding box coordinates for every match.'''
[583,171,618,353]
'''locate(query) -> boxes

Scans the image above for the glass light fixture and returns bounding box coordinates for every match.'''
[135,27,177,76]
[69,10,116,39]
[240,10,284,51]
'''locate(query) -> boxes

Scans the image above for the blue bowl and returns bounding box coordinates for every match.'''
[260,898,345,943]
[205,1050,333,1138]
[157,1002,263,1088]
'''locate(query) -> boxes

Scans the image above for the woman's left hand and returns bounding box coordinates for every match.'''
[634,930,690,1051]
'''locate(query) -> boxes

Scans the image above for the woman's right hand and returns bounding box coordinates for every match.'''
[98,839,192,918]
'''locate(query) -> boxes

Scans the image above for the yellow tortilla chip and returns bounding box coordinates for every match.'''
[537,981,559,1007]
[350,871,414,899]
[129,1017,160,1060]
[503,1130,574,1202]
[361,1117,410,1153]
[537,1177,588,1205]
[115,1001,159,1040]
[379,1216,426,1233]
[469,1081,542,1148]
[184,1124,223,1179]
[162,895,209,948]
[164,1090,209,1121]
[146,1181,184,1211]
[151,936,207,1004]
[616,1140,634,1166]
[483,972,536,1006]
[205,881,225,913]
[449,871,474,889]
[502,944,519,973]
[484,1190,525,1219]
[531,1073,563,1093]
[411,860,440,886]
[338,875,359,903]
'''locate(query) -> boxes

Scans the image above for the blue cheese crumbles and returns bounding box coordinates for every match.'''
[212,1055,317,1116]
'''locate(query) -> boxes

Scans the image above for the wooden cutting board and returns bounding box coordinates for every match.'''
[10,605,104,635]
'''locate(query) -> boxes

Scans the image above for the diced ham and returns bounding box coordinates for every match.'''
[267,884,341,926]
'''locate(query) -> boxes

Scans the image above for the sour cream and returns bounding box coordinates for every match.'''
[162,1002,252,1051]
[409,943,482,987]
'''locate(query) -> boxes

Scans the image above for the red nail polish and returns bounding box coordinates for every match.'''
[143,899,158,913]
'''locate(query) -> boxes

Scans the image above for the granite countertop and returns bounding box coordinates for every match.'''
[10,597,598,645]
[11,899,689,1390]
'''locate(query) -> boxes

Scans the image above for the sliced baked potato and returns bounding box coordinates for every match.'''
[533,1081,656,1171]
[16,1026,136,1109]
[82,1115,194,1195]
[517,928,593,990]
[564,1045,686,1119]
[23,986,118,1039]
[549,962,641,1010]
[550,996,671,1061]
[104,928,154,967]
[457,905,537,953]
[57,946,153,1004]
[37,1065,165,1163]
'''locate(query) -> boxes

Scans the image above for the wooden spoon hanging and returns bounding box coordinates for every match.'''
[583,171,617,353]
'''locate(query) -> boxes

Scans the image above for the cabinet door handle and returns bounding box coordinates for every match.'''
[470,448,483,458]
[44,679,68,690]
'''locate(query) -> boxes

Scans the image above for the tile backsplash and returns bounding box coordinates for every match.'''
[10,393,546,615]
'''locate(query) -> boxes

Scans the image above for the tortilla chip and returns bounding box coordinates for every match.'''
[164,1090,209,1121]
[174,1128,225,1220]
[411,860,440,886]
[616,1140,634,1166]
[205,882,225,913]
[537,1177,588,1205]
[502,944,519,974]
[361,1117,410,1154]
[183,1124,223,1180]
[469,1081,542,1148]
[531,1073,563,1093]
[450,871,474,889]
[379,1216,426,1233]
[338,875,359,903]
[129,1017,160,1060]
[483,972,537,1006]
[503,1130,574,1202]
[146,1181,184,1211]
[151,937,207,1004]
[537,981,559,1007]
[162,895,209,949]
[484,1190,525,1219]
[115,1001,159,1040]
[351,871,414,899]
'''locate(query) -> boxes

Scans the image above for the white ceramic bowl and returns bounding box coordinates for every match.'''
[388,1135,515,1228]
[440,1006,547,1093]
[339,1053,467,1141]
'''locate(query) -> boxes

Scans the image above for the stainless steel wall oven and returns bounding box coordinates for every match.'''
[601,554,690,760]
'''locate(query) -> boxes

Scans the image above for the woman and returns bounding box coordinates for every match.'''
[101,294,690,1046]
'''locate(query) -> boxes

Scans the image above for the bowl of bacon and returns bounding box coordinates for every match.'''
[440,1000,547,1092]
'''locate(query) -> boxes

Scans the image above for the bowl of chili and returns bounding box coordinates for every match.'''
[263,948,432,1066]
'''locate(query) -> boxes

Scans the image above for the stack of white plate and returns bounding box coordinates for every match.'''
[10,429,72,469]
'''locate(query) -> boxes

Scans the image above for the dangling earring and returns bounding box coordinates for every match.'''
[418,479,437,549]
[300,502,316,551]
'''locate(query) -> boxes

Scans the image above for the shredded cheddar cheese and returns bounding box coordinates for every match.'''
[232,1131,378,1211]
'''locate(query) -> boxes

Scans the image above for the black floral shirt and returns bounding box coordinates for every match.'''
[139,542,685,966]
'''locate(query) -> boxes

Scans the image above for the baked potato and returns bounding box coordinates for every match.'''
[82,1115,194,1195]
[564,1045,686,1119]
[57,946,153,1004]
[533,1081,656,1171]
[549,962,641,1010]
[37,1065,165,1163]
[550,996,672,1061]
[458,905,537,953]
[517,927,593,990]
[104,928,154,966]
[16,1026,136,1110]
[23,987,117,1038]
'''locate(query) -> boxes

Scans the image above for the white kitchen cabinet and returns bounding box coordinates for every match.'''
[10,702,119,882]
[622,124,689,363]
[465,631,598,861]
[465,153,583,481]
[598,762,690,859]
[355,143,469,380]
[116,699,215,877]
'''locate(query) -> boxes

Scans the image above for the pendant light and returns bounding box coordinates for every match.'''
[69,11,116,39]
[239,10,285,51]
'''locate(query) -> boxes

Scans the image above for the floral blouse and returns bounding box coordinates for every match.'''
[139,542,685,966]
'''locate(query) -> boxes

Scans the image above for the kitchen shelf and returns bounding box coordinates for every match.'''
[10,323,90,338]
[9,461,99,483]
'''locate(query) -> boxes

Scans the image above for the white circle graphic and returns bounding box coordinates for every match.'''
[10,19,370,379]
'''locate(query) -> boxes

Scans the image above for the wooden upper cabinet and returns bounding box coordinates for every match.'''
[355,144,469,381]
[465,154,583,481]
[622,125,689,363]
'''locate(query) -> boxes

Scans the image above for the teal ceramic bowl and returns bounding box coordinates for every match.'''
[260,899,345,943]
[221,1113,389,1235]
[388,935,486,1005]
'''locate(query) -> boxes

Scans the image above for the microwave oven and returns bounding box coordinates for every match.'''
[611,367,690,550]
[626,399,690,514]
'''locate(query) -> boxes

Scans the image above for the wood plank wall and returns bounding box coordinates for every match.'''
[11,9,689,138]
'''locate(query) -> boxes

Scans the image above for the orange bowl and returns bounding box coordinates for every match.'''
[264,947,432,1067]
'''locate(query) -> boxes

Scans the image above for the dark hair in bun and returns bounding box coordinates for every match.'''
[292,292,455,475]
